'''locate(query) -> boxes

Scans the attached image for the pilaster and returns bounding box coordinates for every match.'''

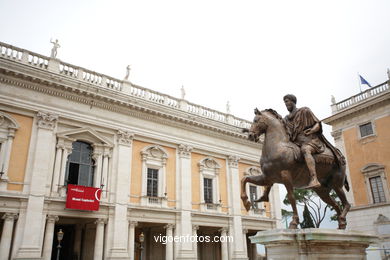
[176,144,197,259]
[16,111,58,259]
[107,130,134,259]
[227,155,247,260]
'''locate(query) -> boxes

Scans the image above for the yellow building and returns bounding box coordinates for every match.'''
[324,73,390,258]
[0,41,281,260]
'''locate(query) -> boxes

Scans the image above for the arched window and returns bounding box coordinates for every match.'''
[65,141,95,187]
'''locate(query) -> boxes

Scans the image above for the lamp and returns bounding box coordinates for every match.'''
[56,229,64,260]
[139,232,145,260]
[57,229,64,242]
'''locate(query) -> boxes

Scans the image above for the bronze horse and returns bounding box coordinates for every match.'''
[241,108,351,229]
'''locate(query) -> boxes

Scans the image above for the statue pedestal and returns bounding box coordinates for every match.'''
[249,229,377,260]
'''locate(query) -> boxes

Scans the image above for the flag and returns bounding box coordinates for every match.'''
[359,75,372,88]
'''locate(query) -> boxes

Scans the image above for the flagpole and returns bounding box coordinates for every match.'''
[357,72,362,93]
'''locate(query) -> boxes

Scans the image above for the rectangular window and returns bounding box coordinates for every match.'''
[369,176,386,203]
[204,178,213,204]
[249,186,258,209]
[359,122,374,137]
[147,168,158,197]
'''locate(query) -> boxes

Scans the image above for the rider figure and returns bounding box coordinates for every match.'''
[283,94,322,188]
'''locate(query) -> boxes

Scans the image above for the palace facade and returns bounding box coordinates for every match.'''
[324,74,390,258]
[0,41,281,260]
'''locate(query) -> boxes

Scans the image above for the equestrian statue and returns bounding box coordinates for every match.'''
[241,94,351,229]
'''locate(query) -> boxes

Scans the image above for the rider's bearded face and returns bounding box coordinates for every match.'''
[284,98,296,112]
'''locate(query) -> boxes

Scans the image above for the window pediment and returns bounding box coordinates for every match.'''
[0,112,19,134]
[361,163,385,175]
[141,145,168,161]
[57,127,113,146]
[199,157,221,170]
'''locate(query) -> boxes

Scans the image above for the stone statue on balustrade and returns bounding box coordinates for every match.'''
[50,39,60,58]
[241,94,351,229]
[124,65,131,80]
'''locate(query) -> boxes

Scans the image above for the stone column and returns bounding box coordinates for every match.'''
[73,224,83,260]
[16,111,58,259]
[108,130,133,259]
[192,225,199,260]
[58,141,73,195]
[220,227,229,260]
[0,128,17,191]
[165,224,174,260]
[42,215,59,260]
[92,145,103,188]
[0,213,18,260]
[101,146,111,198]
[227,155,247,259]
[242,229,248,258]
[128,221,138,260]
[176,144,195,259]
[51,141,64,194]
[1,129,15,178]
[94,219,106,260]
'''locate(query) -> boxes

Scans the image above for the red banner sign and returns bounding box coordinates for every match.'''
[66,184,101,211]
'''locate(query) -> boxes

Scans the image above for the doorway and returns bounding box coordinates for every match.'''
[51,225,76,260]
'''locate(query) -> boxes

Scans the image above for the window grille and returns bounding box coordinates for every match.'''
[359,122,373,137]
[204,178,213,204]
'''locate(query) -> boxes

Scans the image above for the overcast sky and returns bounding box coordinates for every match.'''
[1,0,389,228]
[1,0,389,127]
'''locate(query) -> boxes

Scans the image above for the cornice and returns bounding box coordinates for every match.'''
[0,71,257,147]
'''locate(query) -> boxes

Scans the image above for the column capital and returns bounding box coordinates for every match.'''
[46,215,59,223]
[178,144,193,158]
[219,227,228,234]
[164,223,175,230]
[192,225,199,231]
[95,218,107,225]
[331,129,343,140]
[2,212,18,221]
[7,128,16,139]
[37,111,58,130]
[117,129,134,146]
[129,221,138,228]
[243,229,248,234]
[228,155,240,168]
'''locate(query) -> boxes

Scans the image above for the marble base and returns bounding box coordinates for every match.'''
[250,228,378,260]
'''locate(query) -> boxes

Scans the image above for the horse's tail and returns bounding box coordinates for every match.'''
[344,178,350,192]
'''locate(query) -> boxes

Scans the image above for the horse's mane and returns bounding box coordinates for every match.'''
[265,108,283,121]
[264,108,289,133]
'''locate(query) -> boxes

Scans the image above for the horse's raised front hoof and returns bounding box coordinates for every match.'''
[243,200,252,211]
[338,217,347,230]
[254,195,269,203]
[288,216,299,229]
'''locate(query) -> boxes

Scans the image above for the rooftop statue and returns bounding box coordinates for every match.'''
[50,39,60,58]
[241,94,351,229]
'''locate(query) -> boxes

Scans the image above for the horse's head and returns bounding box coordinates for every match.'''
[247,108,268,142]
